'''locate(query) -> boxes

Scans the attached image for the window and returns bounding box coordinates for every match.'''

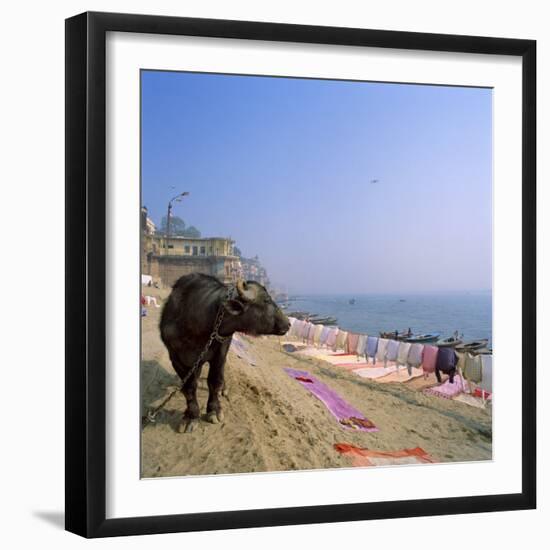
[184,245,190,254]
[192,246,198,256]
[200,246,206,255]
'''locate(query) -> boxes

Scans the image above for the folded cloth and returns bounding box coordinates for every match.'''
[313,324,324,346]
[422,345,438,374]
[346,332,360,354]
[386,339,400,362]
[376,338,389,362]
[397,342,412,366]
[424,375,466,399]
[479,355,493,393]
[326,328,339,348]
[354,365,398,379]
[320,326,331,346]
[435,347,458,383]
[334,443,434,467]
[284,368,378,432]
[356,334,368,356]
[463,353,482,383]
[334,330,348,351]
[408,343,424,367]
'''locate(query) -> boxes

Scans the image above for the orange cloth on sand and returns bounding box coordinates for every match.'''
[334,443,435,467]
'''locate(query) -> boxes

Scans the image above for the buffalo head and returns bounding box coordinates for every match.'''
[223,280,290,336]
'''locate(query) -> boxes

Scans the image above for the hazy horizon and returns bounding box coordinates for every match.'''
[141,71,492,295]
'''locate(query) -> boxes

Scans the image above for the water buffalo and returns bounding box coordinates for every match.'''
[159,273,290,432]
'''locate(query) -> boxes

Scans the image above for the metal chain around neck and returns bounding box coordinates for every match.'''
[143,284,235,427]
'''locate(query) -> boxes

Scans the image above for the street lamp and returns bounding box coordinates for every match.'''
[166,191,190,253]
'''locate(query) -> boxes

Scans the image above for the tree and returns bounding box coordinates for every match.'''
[159,215,186,236]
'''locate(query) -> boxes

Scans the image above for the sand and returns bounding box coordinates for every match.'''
[140,287,492,478]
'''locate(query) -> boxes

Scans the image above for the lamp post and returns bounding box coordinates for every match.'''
[165,191,190,253]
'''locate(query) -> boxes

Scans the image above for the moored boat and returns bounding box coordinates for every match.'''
[455,339,489,353]
[311,316,338,325]
[436,336,463,348]
[379,330,412,340]
[405,333,440,343]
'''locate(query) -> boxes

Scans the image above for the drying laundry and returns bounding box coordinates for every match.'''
[480,355,493,393]
[422,345,439,374]
[386,339,400,362]
[435,347,458,383]
[326,328,339,348]
[376,338,389,362]
[313,324,324,346]
[397,342,412,366]
[356,334,368,356]
[463,353,482,383]
[346,332,360,354]
[408,343,424,367]
[367,336,379,363]
[334,330,348,352]
[320,326,331,346]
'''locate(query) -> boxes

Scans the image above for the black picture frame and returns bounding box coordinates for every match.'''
[65,11,536,538]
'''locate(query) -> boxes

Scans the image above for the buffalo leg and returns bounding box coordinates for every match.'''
[206,353,225,424]
[180,365,204,433]
[169,352,203,433]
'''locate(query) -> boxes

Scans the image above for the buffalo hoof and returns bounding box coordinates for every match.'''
[180,418,199,433]
[206,410,224,424]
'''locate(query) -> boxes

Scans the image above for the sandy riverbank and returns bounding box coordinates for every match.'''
[140,287,492,478]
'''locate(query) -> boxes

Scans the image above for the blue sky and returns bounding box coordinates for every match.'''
[141,70,492,294]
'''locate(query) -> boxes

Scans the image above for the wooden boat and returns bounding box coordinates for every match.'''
[405,333,440,343]
[379,330,412,340]
[436,336,463,348]
[455,339,489,353]
[311,316,338,325]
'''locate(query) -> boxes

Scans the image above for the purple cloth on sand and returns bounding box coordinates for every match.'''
[284,368,378,432]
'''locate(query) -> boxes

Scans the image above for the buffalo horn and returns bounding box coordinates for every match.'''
[236,279,256,302]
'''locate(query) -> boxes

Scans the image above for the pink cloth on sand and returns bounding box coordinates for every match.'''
[423,375,466,399]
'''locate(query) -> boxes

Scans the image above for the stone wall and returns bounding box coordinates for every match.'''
[142,255,236,287]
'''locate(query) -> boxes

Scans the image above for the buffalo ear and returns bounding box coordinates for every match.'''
[224,299,247,316]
